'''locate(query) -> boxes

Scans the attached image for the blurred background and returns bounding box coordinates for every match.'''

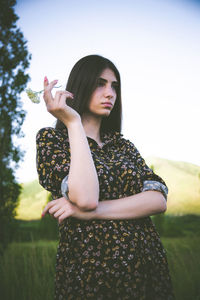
[0,0,200,299]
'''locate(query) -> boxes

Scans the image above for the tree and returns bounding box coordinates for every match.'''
[0,0,31,252]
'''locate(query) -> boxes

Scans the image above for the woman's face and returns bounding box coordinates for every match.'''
[86,68,118,118]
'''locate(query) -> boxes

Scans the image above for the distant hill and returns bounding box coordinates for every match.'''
[145,156,200,215]
[16,157,200,220]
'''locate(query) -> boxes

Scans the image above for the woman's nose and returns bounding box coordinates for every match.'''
[104,85,115,98]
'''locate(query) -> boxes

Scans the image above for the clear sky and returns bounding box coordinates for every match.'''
[15,0,200,183]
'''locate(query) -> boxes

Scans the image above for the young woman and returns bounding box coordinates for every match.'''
[36,55,175,299]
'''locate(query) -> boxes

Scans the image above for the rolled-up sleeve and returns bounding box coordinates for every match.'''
[142,180,168,200]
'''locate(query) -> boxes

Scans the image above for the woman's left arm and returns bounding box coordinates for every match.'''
[42,190,166,223]
[89,190,166,220]
[76,190,166,220]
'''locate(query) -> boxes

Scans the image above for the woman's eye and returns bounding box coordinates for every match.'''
[112,84,119,91]
[97,80,104,87]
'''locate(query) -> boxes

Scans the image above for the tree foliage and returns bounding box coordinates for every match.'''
[0,0,31,250]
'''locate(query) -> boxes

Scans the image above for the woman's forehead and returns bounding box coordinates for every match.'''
[99,68,117,82]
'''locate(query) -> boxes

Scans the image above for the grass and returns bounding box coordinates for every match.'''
[0,237,200,300]
[0,240,58,300]
[164,237,200,300]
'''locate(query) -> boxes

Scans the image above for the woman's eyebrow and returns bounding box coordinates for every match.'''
[98,77,118,84]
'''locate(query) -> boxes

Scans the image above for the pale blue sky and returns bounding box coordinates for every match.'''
[15,0,200,182]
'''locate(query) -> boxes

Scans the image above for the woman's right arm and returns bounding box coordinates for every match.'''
[64,120,99,210]
[43,77,99,211]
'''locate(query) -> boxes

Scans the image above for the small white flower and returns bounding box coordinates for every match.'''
[26,88,42,103]
[26,85,62,104]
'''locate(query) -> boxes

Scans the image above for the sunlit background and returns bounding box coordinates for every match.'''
[15,0,200,183]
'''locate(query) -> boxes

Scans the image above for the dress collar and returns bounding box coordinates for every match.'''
[88,131,123,149]
[61,127,123,148]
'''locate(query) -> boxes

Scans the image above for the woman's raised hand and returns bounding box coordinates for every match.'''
[43,76,81,126]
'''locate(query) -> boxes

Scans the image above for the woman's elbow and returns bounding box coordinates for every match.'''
[72,194,98,211]
[68,189,99,211]
[152,191,167,213]
[77,198,98,211]
[159,194,167,213]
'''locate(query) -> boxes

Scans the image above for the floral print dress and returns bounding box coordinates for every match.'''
[36,127,175,300]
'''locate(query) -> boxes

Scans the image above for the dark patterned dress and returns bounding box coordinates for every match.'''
[36,127,175,300]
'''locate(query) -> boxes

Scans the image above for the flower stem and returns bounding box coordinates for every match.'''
[38,85,62,93]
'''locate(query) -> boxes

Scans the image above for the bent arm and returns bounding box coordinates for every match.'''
[65,120,99,211]
[41,78,99,211]
[74,190,167,220]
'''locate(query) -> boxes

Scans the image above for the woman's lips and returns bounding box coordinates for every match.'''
[102,102,112,108]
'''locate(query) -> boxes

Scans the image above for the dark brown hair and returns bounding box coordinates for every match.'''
[55,54,122,134]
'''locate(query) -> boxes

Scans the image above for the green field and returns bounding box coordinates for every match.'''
[0,237,199,300]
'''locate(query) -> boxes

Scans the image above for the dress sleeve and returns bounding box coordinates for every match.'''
[124,138,168,200]
[36,127,70,198]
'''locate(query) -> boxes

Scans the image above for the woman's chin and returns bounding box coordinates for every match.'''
[99,109,112,117]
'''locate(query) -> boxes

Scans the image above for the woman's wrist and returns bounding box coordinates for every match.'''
[63,116,81,129]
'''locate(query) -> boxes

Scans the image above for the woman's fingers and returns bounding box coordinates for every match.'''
[43,76,74,112]
[42,77,80,125]
[41,199,60,217]
[41,197,90,222]
[41,197,72,219]
[58,210,74,224]
[43,76,49,88]
[43,78,58,104]
[54,90,74,104]
[41,204,50,217]
[54,203,74,221]
[53,207,66,218]
[48,204,61,215]
[42,200,54,217]
[43,77,57,91]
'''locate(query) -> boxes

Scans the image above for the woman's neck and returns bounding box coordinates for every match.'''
[81,113,102,143]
